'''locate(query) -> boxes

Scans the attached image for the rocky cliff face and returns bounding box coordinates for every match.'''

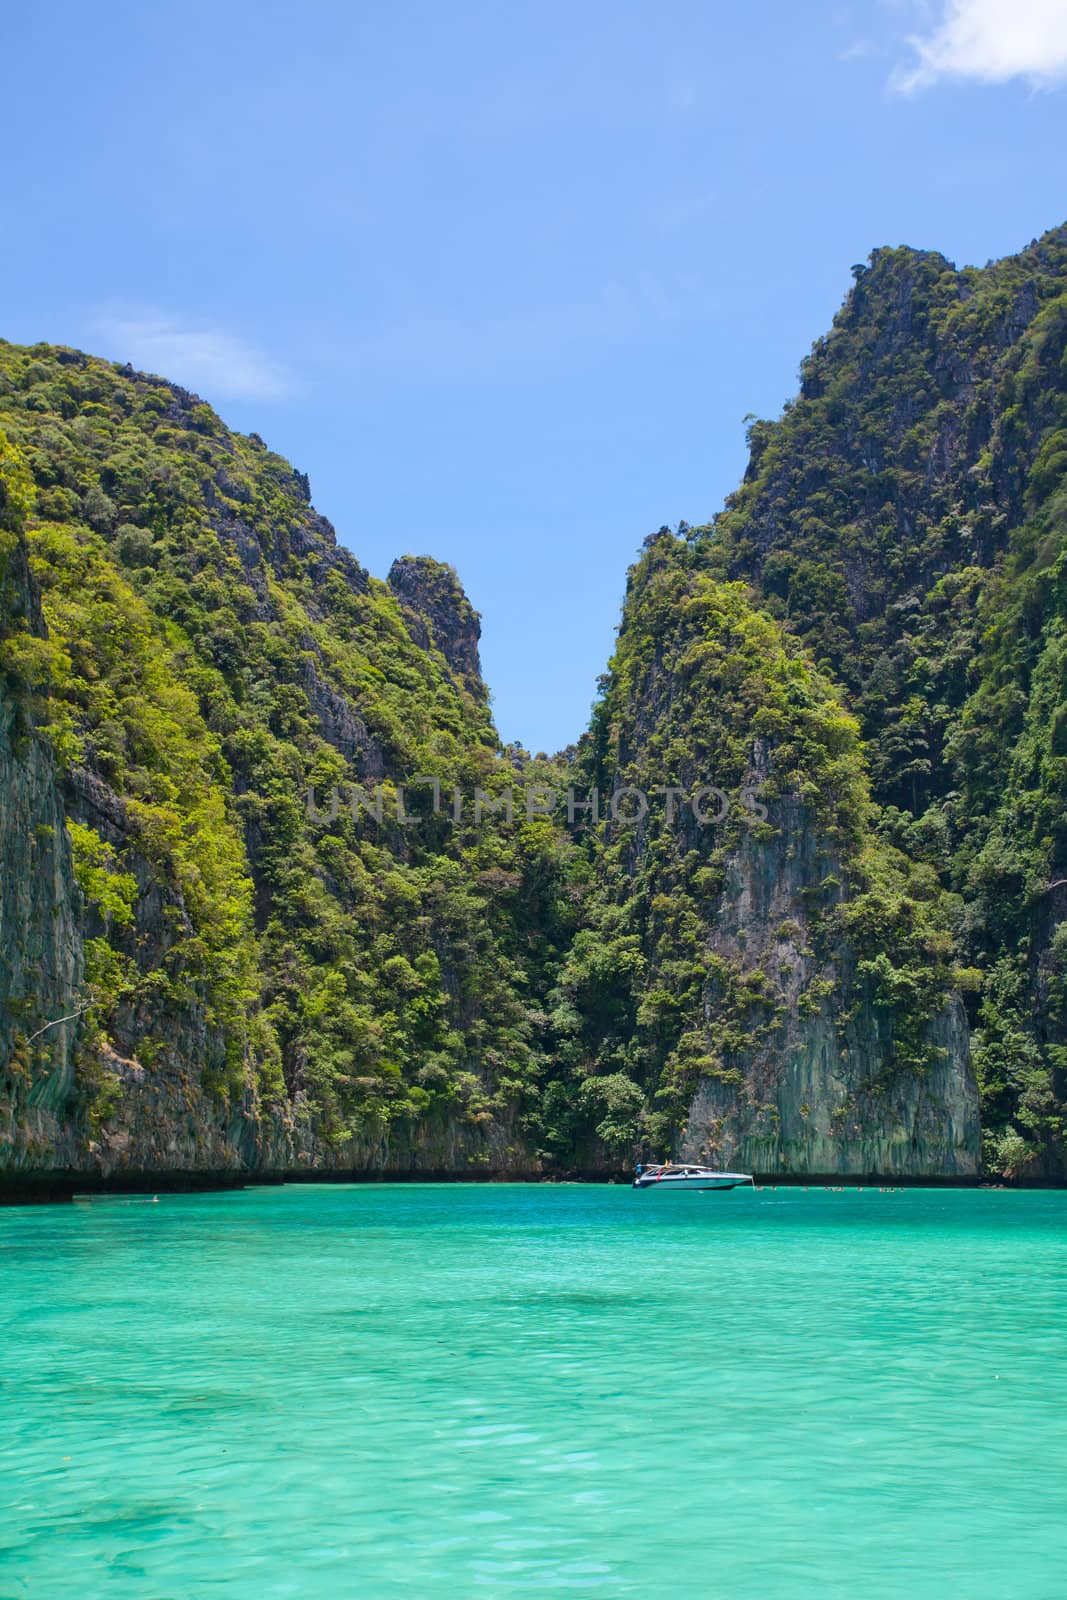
[6,222,1066,1190]
[0,711,541,1189]
[0,498,280,1185]
[388,555,486,689]
[676,804,978,1178]
[0,691,83,1170]
[0,454,84,1174]
[558,537,980,1177]
[0,381,551,1192]
[700,224,1067,1178]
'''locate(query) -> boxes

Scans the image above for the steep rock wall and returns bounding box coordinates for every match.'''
[676,807,978,1177]
[0,700,84,1170]
[566,543,981,1179]
[0,516,84,1171]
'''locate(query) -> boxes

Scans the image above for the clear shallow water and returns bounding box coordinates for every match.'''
[1,1185,1066,1599]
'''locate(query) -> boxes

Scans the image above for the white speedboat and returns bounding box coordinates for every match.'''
[632,1163,753,1191]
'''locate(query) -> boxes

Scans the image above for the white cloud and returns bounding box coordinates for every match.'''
[89,307,289,402]
[892,0,1067,91]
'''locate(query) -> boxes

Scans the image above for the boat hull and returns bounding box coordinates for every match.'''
[632,1174,750,1191]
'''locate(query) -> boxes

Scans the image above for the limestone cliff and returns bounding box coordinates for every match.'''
[557,534,980,1178]
[676,800,978,1178]
[0,383,550,1191]
[0,576,83,1170]
[387,555,486,691]
[702,224,1067,1177]
[11,212,1067,1193]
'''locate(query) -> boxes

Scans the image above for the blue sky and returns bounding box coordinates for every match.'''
[3,0,1066,752]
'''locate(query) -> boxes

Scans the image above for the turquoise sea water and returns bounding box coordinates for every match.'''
[2,1184,1066,1598]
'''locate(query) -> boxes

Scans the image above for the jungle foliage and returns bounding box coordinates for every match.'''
[691,224,1067,1175]
[2,220,1065,1175]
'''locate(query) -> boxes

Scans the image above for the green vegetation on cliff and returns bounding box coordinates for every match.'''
[691,223,1067,1177]
[0,357,572,1162]
[544,534,964,1168]
[1,220,1064,1180]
